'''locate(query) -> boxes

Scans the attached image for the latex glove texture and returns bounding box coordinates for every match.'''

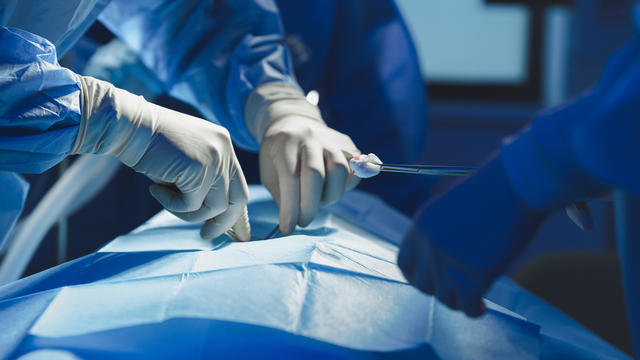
[246,83,360,233]
[73,76,250,240]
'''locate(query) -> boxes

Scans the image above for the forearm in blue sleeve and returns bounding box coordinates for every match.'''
[0,27,81,174]
[501,39,640,210]
[99,0,300,151]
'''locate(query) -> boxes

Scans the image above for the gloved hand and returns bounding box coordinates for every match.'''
[245,83,360,233]
[72,76,250,241]
[398,155,547,317]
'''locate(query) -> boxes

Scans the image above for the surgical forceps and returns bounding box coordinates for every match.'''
[264,225,281,240]
[380,164,475,176]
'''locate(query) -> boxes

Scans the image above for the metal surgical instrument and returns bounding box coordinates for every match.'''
[380,164,475,176]
[264,225,281,240]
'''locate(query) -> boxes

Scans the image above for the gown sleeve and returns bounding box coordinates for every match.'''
[501,38,640,209]
[99,0,300,151]
[0,26,81,174]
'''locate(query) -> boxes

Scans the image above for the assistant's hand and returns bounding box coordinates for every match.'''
[73,76,250,241]
[398,155,546,317]
[245,83,360,234]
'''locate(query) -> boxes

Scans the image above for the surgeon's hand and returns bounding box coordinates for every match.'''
[398,155,546,317]
[72,76,250,241]
[260,116,360,233]
[246,83,360,234]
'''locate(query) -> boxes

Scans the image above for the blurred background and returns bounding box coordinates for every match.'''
[12,0,636,354]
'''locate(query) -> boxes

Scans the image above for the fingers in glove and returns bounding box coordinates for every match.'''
[345,171,361,192]
[149,171,211,213]
[342,150,361,191]
[170,177,230,222]
[299,143,325,227]
[565,201,594,231]
[260,150,281,208]
[276,142,301,234]
[229,206,251,242]
[227,167,251,241]
[320,149,349,205]
[200,179,248,240]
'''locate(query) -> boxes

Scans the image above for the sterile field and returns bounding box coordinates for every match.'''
[0,187,628,359]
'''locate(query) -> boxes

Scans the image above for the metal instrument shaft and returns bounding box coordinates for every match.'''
[380,164,475,176]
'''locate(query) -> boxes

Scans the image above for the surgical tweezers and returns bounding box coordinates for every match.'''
[264,224,281,240]
[380,164,475,176]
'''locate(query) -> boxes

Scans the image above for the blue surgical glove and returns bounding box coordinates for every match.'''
[398,155,547,317]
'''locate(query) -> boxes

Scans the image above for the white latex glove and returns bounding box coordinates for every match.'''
[72,76,250,241]
[245,83,360,233]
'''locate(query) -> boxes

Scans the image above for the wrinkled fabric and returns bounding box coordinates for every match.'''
[1,0,298,152]
[0,27,81,174]
[98,0,300,151]
[0,186,628,359]
[485,278,630,360]
[0,0,110,57]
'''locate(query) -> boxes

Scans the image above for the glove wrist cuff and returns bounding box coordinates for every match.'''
[244,82,323,144]
[72,76,153,167]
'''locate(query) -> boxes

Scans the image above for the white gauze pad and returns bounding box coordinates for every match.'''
[349,153,382,178]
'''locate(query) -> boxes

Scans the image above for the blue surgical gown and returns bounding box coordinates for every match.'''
[500,0,640,205]
[0,0,299,246]
[501,38,640,208]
